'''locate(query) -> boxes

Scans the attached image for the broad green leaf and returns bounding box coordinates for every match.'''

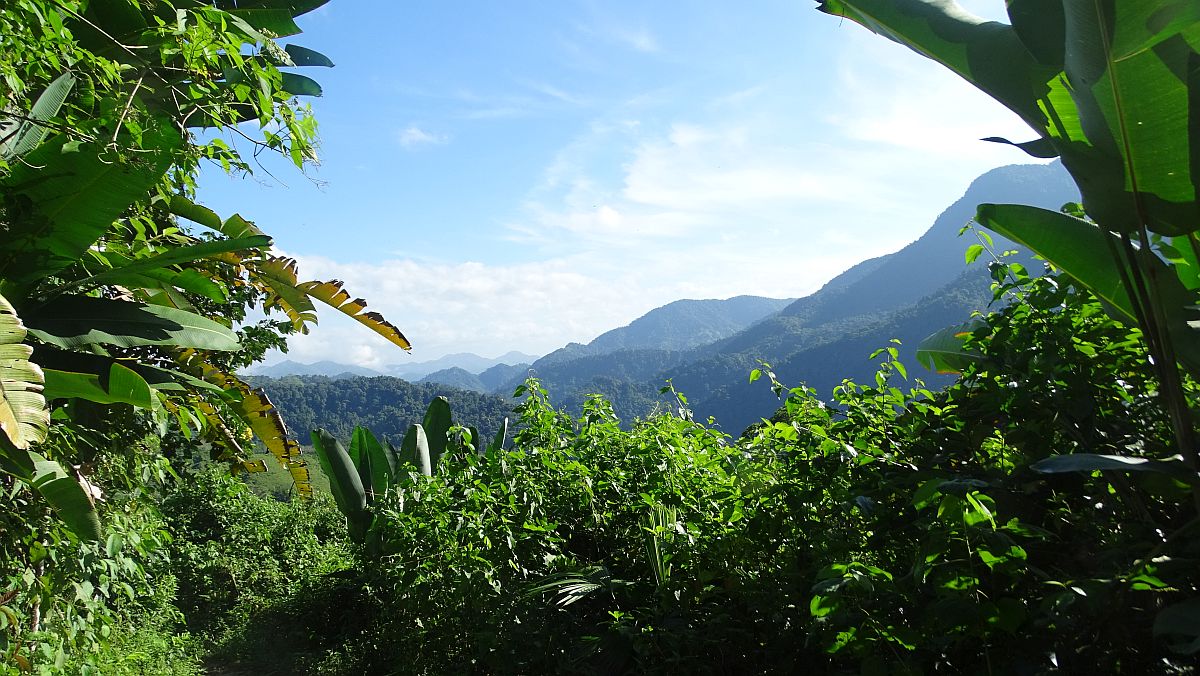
[0,125,180,283]
[814,0,1062,138]
[815,0,1200,238]
[1031,453,1200,484]
[284,44,334,67]
[361,427,395,497]
[1057,0,1200,236]
[228,8,302,37]
[28,451,102,541]
[405,424,432,477]
[101,267,228,304]
[36,348,220,395]
[24,296,240,351]
[222,214,266,239]
[81,0,147,40]
[0,72,75,159]
[0,294,48,449]
[43,364,154,409]
[167,195,267,238]
[490,416,508,456]
[422,396,452,467]
[350,426,389,501]
[466,426,480,455]
[916,319,988,375]
[976,203,1200,373]
[224,0,330,17]
[311,428,370,539]
[281,73,322,97]
[69,236,271,291]
[1005,0,1065,67]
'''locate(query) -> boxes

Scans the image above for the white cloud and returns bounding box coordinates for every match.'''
[612,25,658,53]
[268,254,640,366]
[396,125,448,149]
[267,8,1056,368]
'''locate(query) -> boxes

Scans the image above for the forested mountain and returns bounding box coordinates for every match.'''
[388,351,539,380]
[253,163,1078,440]
[419,367,487,392]
[670,161,1080,430]
[248,375,516,443]
[478,362,533,391]
[498,162,1079,431]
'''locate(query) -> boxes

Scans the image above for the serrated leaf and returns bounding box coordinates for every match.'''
[298,277,411,350]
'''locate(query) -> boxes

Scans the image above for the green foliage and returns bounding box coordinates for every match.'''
[0,0,414,533]
[0,442,202,675]
[311,396,508,553]
[814,0,1200,494]
[157,469,352,656]
[210,270,1195,674]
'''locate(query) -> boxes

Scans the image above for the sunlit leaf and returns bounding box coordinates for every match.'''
[0,294,47,449]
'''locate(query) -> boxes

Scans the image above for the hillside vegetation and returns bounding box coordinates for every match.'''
[248,375,514,443]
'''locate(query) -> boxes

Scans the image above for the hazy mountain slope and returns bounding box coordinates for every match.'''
[388,351,539,380]
[515,162,1079,428]
[684,270,994,433]
[587,296,795,353]
[656,162,1078,431]
[479,362,531,392]
[534,296,793,368]
[779,162,1075,326]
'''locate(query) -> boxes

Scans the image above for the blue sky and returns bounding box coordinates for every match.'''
[200,1,1039,369]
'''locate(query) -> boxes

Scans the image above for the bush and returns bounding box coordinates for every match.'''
[278,271,1198,674]
[158,470,354,669]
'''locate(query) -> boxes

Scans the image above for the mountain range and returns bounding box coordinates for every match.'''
[493,160,1078,431]
[245,350,540,381]
[252,161,1080,438]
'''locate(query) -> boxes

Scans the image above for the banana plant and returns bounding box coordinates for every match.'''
[817,0,1200,472]
[311,396,509,551]
[0,0,412,535]
[0,293,99,540]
